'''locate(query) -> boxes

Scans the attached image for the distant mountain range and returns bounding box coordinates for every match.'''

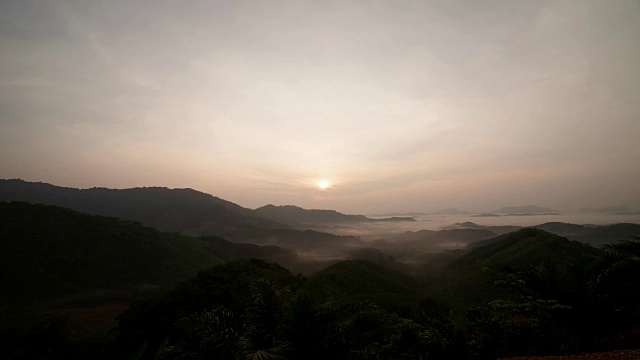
[373,208,470,216]
[445,221,640,247]
[3,194,638,320]
[0,180,412,237]
[492,205,558,214]
[3,180,639,360]
[0,180,415,259]
[380,206,556,217]
[440,221,520,235]
[2,180,638,253]
[431,208,470,215]
[0,179,286,236]
[0,201,295,305]
[580,206,634,213]
[255,204,415,227]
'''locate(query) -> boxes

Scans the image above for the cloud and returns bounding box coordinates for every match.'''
[1,0,639,213]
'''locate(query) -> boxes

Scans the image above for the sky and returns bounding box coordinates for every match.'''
[1,0,639,214]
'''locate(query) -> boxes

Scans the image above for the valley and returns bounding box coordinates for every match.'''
[1,180,639,359]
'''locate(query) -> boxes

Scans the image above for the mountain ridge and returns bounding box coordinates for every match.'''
[0,201,297,305]
[493,205,557,214]
[0,179,288,236]
[254,204,416,227]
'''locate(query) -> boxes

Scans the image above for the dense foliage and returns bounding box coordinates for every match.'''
[0,202,298,303]
[2,201,639,359]
[0,201,296,348]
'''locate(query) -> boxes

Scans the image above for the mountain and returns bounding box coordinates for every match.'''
[567,223,640,247]
[532,222,593,237]
[373,228,496,253]
[455,228,601,268]
[373,212,429,217]
[441,221,521,235]
[493,205,557,214]
[222,225,362,254]
[432,208,469,215]
[420,228,603,308]
[0,201,295,304]
[254,204,416,228]
[0,181,375,266]
[391,228,497,247]
[580,206,633,213]
[114,259,305,360]
[529,222,640,247]
[0,179,287,236]
[365,228,498,266]
[307,260,422,310]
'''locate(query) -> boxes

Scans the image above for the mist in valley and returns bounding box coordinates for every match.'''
[2,0,640,358]
[272,209,640,267]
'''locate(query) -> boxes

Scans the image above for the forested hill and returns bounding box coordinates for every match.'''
[533,222,640,247]
[0,201,294,303]
[423,228,606,308]
[0,179,287,235]
[307,259,423,311]
[3,205,639,359]
[454,228,603,269]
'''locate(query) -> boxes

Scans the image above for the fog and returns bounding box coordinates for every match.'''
[251,210,640,273]
[300,212,640,237]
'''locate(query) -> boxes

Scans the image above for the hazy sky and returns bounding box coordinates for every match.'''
[1,0,639,213]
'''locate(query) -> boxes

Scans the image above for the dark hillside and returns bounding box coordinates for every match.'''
[255,204,370,225]
[0,179,287,235]
[307,260,422,311]
[81,259,303,360]
[532,222,592,237]
[454,228,602,269]
[568,223,640,247]
[421,229,604,308]
[1,202,216,303]
[0,201,294,304]
[222,225,361,252]
[0,180,376,254]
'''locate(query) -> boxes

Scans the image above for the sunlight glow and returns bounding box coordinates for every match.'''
[317,179,331,190]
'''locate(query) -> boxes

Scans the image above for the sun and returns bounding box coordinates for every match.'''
[316,179,331,190]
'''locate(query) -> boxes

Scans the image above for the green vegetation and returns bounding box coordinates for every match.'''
[0,201,298,347]
[0,202,299,303]
[2,199,640,359]
[307,260,422,314]
[457,228,602,268]
[419,229,604,309]
[0,202,223,301]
